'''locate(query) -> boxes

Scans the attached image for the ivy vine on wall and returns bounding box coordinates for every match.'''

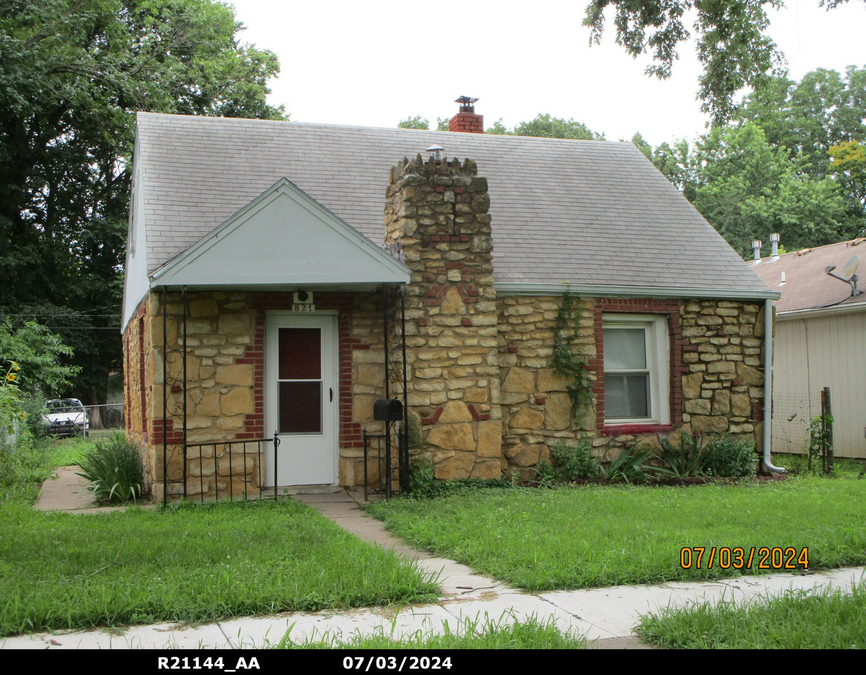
[552,287,594,420]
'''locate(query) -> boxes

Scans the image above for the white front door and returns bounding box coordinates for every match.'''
[265,313,337,486]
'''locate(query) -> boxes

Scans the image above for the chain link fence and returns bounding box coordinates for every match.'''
[84,404,125,432]
[771,392,821,455]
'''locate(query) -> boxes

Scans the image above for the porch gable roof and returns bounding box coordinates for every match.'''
[149,177,410,290]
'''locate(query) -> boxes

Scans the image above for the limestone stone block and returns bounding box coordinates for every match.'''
[439,400,473,423]
[682,373,703,399]
[690,415,729,434]
[476,420,502,458]
[218,313,250,335]
[440,287,466,315]
[189,299,218,317]
[434,451,475,480]
[731,393,751,417]
[470,459,501,480]
[465,387,488,403]
[215,364,253,386]
[685,399,711,415]
[712,390,731,415]
[353,394,377,423]
[503,367,535,393]
[537,369,569,392]
[707,361,735,374]
[196,388,221,416]
[509,407,545,430]
[221,387,253,416]
[356,364,383,387]
[505,443,542,467]
[544,393,572,431]
[736,362,764,386]
[426,423,475,451]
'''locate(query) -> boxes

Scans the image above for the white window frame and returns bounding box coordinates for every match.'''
[602,314,670,425]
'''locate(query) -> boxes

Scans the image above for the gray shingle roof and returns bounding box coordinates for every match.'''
[135,113,772,295]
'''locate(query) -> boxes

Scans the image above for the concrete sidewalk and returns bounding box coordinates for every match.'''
[9,480,864,650]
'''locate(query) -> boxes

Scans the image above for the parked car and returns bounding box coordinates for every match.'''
[42,399,89,437]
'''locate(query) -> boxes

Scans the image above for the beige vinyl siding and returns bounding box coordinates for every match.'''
[772,310,866,458]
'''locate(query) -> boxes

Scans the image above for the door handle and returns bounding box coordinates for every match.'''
[329,388,333,402]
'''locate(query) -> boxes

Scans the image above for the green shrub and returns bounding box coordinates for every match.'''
[548,438,600,482]
[704,435,757,478]
[76,434,145,503]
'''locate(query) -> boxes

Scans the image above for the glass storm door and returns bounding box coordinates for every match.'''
[265,314,337,486]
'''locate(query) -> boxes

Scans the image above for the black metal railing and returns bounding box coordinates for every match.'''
[163,433,281,504]
[363,428,404,501]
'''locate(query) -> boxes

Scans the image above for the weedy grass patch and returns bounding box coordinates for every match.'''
[0,497,438,637]
[271,612,586,649]
[367,477,866,591]
[637,579,866,648]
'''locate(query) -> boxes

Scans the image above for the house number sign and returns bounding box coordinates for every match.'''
[292,304,316,312]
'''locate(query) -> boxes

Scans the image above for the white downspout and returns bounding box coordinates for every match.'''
[763,298,785,473]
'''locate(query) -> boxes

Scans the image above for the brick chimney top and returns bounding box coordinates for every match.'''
[449,96,483,134]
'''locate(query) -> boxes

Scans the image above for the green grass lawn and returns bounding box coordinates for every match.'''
[637,580,866,648]
[0,437,439,637]
[367,477,866,591]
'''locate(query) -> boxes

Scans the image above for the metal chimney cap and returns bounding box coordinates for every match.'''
[426,145,445,153]
[455,96,479,113]
[769,233,781,242]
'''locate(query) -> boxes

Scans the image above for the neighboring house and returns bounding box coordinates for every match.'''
[122,101,779,501]
[753,238,866,458]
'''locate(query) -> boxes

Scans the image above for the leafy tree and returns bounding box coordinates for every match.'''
[0,0,284,404]
[484,114,604,140]
[829,139,866,220]
[692,123,848,256]
[0,319,78,397]
[582,0,860,124]
[398,116,430,130]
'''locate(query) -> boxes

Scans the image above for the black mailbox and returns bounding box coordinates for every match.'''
[373,398,403,421]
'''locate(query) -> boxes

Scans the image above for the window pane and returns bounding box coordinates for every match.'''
[603,328,646,370]
[279,328,321,380]
[279,382,322,433]
[605,374,649,418]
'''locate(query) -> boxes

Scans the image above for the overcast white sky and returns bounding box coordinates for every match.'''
[229,0,866,146]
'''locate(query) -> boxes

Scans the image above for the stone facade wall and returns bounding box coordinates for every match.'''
[384,154,502,480]
[496,295,767,477]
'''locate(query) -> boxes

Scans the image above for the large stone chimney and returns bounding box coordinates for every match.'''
[449,96,484,134]
[384,152,501,480]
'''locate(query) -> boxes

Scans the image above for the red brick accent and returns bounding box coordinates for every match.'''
[461,318,473,326]
[138,317,147,438]
[449,112,484,133]
[591,298,685,432]
[602,424,674,437]
[536,397,546,405]
[422,406,444,426]
[467,404,480,421]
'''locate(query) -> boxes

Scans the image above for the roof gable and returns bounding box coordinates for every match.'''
[150,178,409,289]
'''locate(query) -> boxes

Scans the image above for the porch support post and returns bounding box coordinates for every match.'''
[162,286,168,506]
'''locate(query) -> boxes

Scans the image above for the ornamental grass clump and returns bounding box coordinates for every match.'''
[77,434,145,503]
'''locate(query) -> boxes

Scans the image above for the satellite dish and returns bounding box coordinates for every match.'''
[840,255,860,281]
[825,254,863,297]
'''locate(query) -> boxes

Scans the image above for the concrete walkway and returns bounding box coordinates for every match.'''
[7,479,864,649]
